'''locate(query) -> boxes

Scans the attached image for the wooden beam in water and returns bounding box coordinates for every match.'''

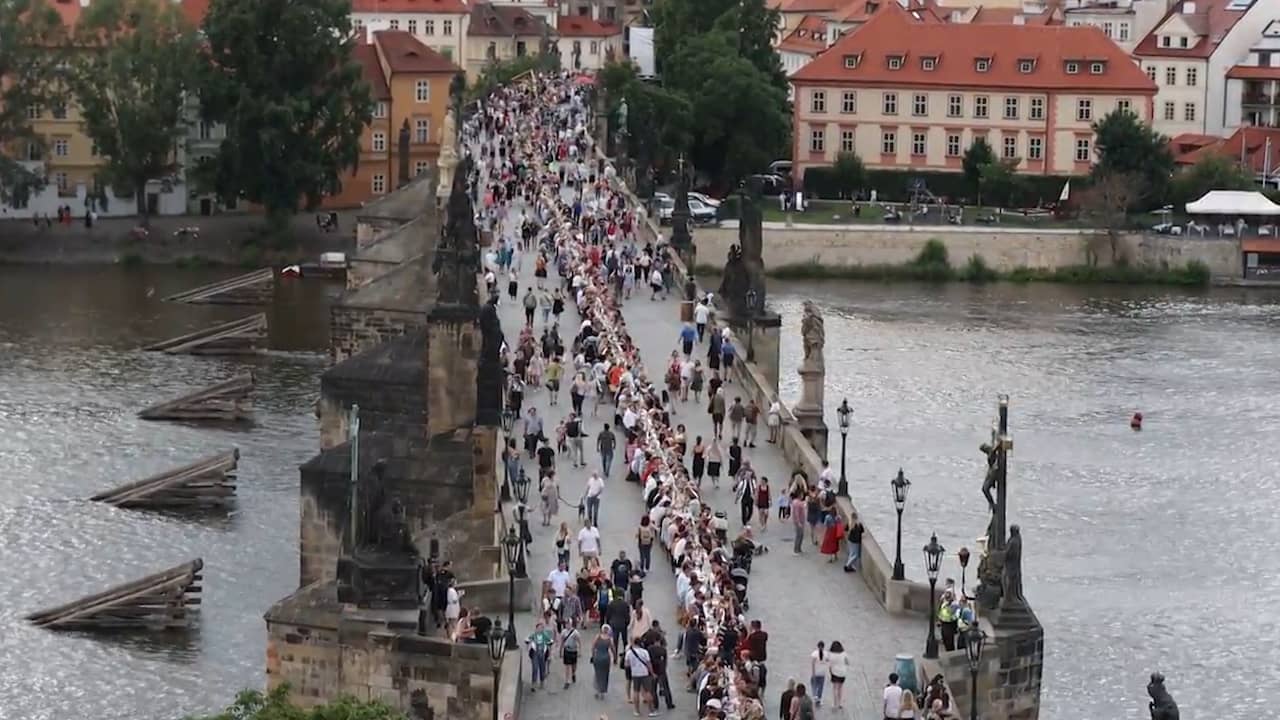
[137,374,253,422]
[90,450,238,509]
[25,559,203,631]
[163,268,275,305]
[142,314,267,355]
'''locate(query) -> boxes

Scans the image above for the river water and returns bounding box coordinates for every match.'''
[764,280,1280,720]
[0,266,336,720]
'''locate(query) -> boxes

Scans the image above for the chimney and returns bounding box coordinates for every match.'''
[1182,1,1195,13]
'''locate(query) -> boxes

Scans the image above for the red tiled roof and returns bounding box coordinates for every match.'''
[782,0,843,12]
[351,0,469,12]
[353,43,391,100]
[179,0,210,26]
[374,29,460,73]
[1174,127,1280,175]
[557,15,623,37]
[778,14,828,54]
[1227,65,1280,80]
[469,3,549,37]
[1132,0,1250,59]
[835,0,941,23]
[792,3,1155,91]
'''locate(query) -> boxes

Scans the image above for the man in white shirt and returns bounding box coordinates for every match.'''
[693,299,711,343]
[577,522,601,568]
[819,460,835,489]
[882,673,904,720]
[584,472,605,527]
[546,561,572,598]
[626,641,655,717]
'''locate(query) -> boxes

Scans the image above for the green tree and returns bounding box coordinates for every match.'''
[600,59,693,176]
[196,0,373,230]
[830,151,865,199]
[1081,169,1141,265]
[1170,154,1256,206]
[979,158,1023,207]
[962,138,995,205]
[0,0,66,201]
[186,686,406,720]
[69,0,200,224]
[1092,109,1173,208]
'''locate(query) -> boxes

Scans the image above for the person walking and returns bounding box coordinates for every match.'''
[694,297,710,343]
[527,620,554,691]
[590,625,616,699]
[706,437,723,489]
[708,388,726,439]
[809,641,828,708]
[678,321,698,358]
[734,460,756,527]
[779,678,796,720]
[636,515,656,573]
[827,641,850,709]
[606,591,630,661]
[820,513,843,563]
[744,399,761,448]
[844,513,864,572]
[524,408,544,458]
[584,470,605,527]
[790,493,807,555]
[690,361,705,402]
[767,399,782,444]
[627,639,657,717]
[728,397,746,443]
[727,437,743,478]
[690,436,706,488]
[545,356,563,406]
[597,423,616,477]
[755,477,771,532]
[789,683,814,720]
[539,470,560,526]
[560,616,582,688]
[567,412,586,467]
[523,286,538,326]
[578,520,602,568]
[650,635,676,710]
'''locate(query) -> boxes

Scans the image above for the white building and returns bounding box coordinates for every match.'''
[1134,0,1271,137]
[349,0,470,66]
[1225,18,1280,129]
[556,14,623,72]
[1061,0,1172,53]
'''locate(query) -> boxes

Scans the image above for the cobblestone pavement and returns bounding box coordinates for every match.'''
[474,136,919,720]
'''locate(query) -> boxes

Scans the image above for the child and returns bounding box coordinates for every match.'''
[777,488,791,521]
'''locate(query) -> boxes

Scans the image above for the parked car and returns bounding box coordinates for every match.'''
[689,191,721,208]
[747,173,788,197]
[767,160,793,178]
[656,197,674,224]
[688,198,719,224]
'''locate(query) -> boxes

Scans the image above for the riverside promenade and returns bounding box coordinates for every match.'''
[494,256,920,720]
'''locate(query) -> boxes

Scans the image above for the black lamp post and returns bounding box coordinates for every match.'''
[923,532,945,659]
[500,410,516,502]
[745,288,758,363]
[891,468,910,581]
[501,527,520,648]
[512,468,531,579]
[964,626,986,720]
[487,619,507,720]
[836,398,851,497]
[958,546,971,598]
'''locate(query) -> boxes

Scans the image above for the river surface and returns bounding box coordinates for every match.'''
[0,266,337,720]
[763,280,1280,720]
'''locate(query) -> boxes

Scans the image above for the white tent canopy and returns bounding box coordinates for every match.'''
[1185,190,1280,216]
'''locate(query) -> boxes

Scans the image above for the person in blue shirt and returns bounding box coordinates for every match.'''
[721,338,737,376]
[679,323,698,358]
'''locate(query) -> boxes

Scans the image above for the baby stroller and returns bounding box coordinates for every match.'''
[731,536,756,574]
[730,566,750,611]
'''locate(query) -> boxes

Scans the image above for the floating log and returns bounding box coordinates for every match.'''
[137,373,253,422]
[163,267,275,305]
[90,450,238,509]
[26,559,203,631]
[142,314,267,355]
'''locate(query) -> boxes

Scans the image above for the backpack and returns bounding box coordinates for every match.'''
[798,696,815,720]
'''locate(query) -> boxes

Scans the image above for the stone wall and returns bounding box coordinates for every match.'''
[692,224,1242,277]
[330,305,428,364]
[923,619,1045,720]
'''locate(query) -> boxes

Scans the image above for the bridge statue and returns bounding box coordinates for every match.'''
[431,156,481,308]
[1147,673,1180,720]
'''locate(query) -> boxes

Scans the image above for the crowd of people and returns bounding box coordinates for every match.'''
[462,72,961,720]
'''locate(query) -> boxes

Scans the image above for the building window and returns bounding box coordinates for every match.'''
[881,130,896,155]
[372,131,386,152]
[53,137,69,157]
[975,58,990,73]
[911,132,927,156]
[52,101,67,119]
[425,20,435,34]
[1090,62,1104,74]
[843,54,859,69]
[198,121,212,140]
[946,134,961,157]
[1118,23,1130,41]
[54,171,68,191]
[372,174,386,194]
[1076,98,1092,122]
[888,55,903,70]
[1184,102,1197,122]
[841,91,856,114]
[912,93,927,117]
[1146,65,1157,82]
[947,94,962,118]
[809,128,825,153]
[810,90,826,114]
[1004,96,1019,120]
[26,105,39,119]
[388,19,399,30]
[1028,136,1043,160]
[442,20,453,35]
[1161,35,1171,48]
[374,101,387,119]
[1186,67,1198,86]
[922,57,936,71]
[24,141,40,161]
[1179,36,1188,48]
[1163,101,1175,120]
[1102,21,1113,37]
[407,19,417,34]
[1029,96,1044,121]
[1165,66,1176,86]
[354,19,363,31]
[840,129,855,153]
[590,41,598,54]
[415,79,430,102]
[974,95,988,119]
[415,160,430,177]
[1002,135,1017,160]
[1074,138,1090,162]
[1065,61,1079,74]
[1117,98,1131,114]
[883,92,898,115]
[415,118,430,143]
[1019,60,1033,74]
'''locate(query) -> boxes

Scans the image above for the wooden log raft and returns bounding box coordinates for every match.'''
[25,559,203,631]
[137,373,253,422]
[90,450,238,509]
[163,267,274,305]
[142,313,267,355]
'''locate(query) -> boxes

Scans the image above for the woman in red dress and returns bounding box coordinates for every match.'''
[819,515,843,563]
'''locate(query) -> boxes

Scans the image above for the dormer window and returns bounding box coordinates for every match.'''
[1179,36,1189,48]
[843,53,860,69]
[1090,61,1105,74]
[1160,35,1171,47]
[921,56,936,71]
[1018,59,1034,73]
[975,58,990,73]
[1065,61,1080,74]
[888,55,903,70]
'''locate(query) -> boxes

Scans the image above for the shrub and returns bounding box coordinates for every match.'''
[118,252,143,267]
[959,254,997,284]
[912,239,950,268]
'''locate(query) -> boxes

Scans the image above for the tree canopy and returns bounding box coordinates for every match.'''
[185,686,406,720]
[961,138,995,205]
[830,151,865,199]
[1091,110,1173,209]
[0,0,66,201]
[69,0,201,222]
[197,0,372,225]
[1170,154,1257,207]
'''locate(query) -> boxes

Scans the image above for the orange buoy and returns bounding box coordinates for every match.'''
[1130,412,1143,430]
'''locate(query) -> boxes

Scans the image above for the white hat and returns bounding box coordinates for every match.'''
[706,700,723,710]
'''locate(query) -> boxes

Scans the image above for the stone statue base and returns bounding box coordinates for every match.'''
[994,596,1039,631]
[794,361,829,460]
[337,550,423,610]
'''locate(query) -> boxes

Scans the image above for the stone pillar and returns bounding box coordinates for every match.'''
[793,356,829,461]
[425,305,480,438]
[471,425,498,519]
[746,312,782,395]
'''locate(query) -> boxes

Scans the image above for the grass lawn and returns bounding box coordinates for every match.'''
[754,199,1142,230]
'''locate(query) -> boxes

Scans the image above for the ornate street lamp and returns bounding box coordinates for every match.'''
[891,468,910,581]
[964,626,987,720]
[745,288,758,363]
[500,410,516,503]
[958,546,971,597]
[512,468,531,579]
[501,527,520,647]
[487,619,507,720]
[836,399,852,497]
[923,532,945,659]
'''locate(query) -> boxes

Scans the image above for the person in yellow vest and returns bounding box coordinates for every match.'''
[937,590,959,652]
